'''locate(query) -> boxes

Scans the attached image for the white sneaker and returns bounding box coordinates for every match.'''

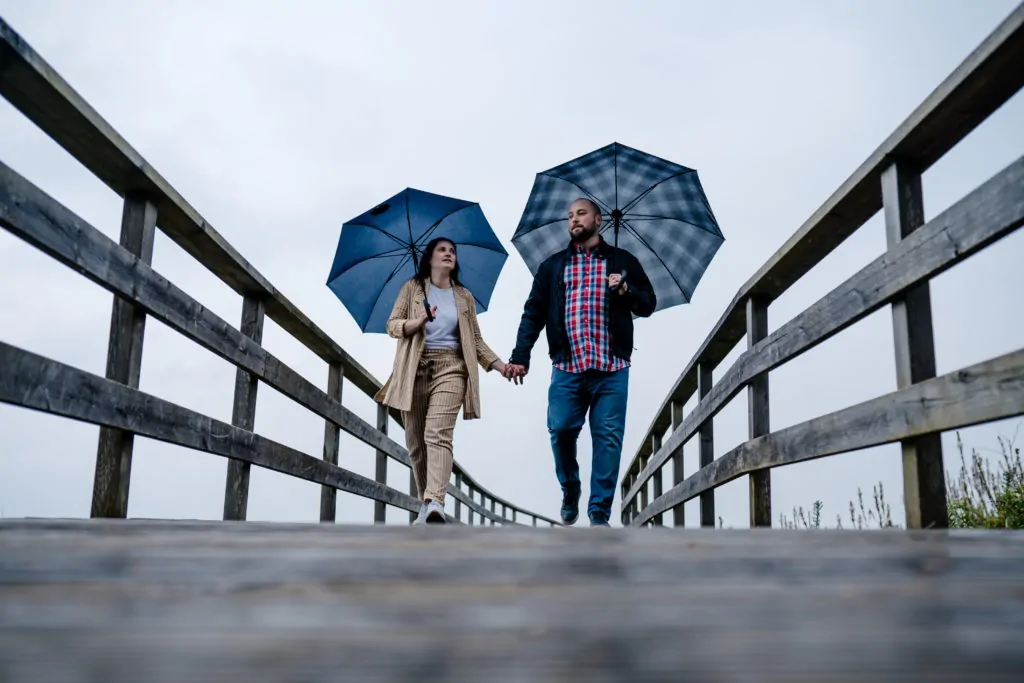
[413,501,429,525]
[424,500,446,524]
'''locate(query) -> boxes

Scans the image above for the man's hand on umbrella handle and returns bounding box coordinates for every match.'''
[608,273,628,294]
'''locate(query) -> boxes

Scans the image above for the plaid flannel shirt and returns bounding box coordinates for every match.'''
[553,244,630,374]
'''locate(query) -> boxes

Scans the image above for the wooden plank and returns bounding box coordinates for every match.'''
[223,295,265,522]
[632,346,1024,526]
[90,192,156,519]
[882,160,948,529]
[454,472,462,522]
[670,401,685,527]
[0,13,540,533]
[374,405,388,524]
[0,161,411,465]
[319,362,343,523]
[620,154,1024,509]
[650,434,663,526]
[746,296,771,528]
[619,3,1024,487]
[2,521,1024,681]
[697,363,715,528]
[0,341,421,513]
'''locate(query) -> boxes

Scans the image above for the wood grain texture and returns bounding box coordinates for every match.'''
[746,296,771,528]
[0,20,553,527]
[633,347,1024,526]
[622,154,1024,510]
[319,362,343,523]
[0,163,537,528]
[1,519,1022,681]
[883,160,948,530]
[374,405,388,524]
[0,341,422,514]
[670,402,685,527]
[90,192,156,519]
[223,294,265,522]
[621,5,1024,488]
[697,363,714,528]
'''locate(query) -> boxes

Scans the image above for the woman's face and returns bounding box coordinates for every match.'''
[430,241,457,271]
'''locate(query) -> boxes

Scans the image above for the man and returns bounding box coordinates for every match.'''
[504,198,656,527]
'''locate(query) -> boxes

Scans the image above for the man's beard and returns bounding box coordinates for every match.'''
[569,224,597,242]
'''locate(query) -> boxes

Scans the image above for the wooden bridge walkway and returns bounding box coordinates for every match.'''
[3,519,1024,681]
[3,4,1024,681]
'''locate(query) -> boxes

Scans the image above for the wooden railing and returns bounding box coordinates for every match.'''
[620,2,1024,529]
[0,16,558,528]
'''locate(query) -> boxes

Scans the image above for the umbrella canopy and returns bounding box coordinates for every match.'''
[327,188,508,333]
[511,142,724,312]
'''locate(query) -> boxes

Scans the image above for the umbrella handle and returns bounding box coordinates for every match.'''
[423,299,435,322]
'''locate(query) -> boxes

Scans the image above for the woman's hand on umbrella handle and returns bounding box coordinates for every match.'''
[404,305,436,336]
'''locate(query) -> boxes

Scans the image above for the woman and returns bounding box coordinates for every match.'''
[374,237,507,524]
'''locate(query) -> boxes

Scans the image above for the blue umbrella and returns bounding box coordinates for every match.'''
[512,142,724,313]
[327,187,508,333]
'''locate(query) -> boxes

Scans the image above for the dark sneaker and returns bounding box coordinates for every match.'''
[560,489,581,526]
[589,512,611,527]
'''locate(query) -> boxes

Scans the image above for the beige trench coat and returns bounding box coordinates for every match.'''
[373,279,501,420]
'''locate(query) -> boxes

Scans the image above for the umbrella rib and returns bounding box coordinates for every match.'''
[621,214,724,239]
[367,253,415,323]
[327,244,410,281]
[619,169,696,215]
[539,172,612,214]
[415,203,476,248]
[344,221,409,248]
[619,217,693,303]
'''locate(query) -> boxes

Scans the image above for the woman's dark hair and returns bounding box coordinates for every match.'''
[415,237,461,288]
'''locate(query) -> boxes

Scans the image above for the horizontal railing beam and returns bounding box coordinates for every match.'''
[632,347,1024,526]
[621,154,1024,509]
[622,3,1024,484]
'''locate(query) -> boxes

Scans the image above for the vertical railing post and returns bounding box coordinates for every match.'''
[318,362,343,522]
[671,401,685,527]
[489,498,496,526]
[467,488,474,525]
[454,472,463,523]
[374,405,388,524]
[746,295,771,527]
[91,193,157,519]
[698,362,716,527]
[639,454,650,523]
[409,468,418,524]
[651,433,664,526]
[881,161,947,529]
[223,294,266,521]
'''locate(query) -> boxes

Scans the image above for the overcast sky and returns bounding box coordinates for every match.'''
[1,0,1022,527]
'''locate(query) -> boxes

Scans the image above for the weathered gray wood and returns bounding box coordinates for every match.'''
[90,192,157,519]
[633,347,1024,526]
[621,155,1024,510]
[670,401,685,527]
[0,164,510,528]
[490,498,496,526]
[697,363,715,528]
[374,405,388,524]
[0,341,422,513]
[319,362,343,523]
[650,434,663,526]
[2,520,1023,681]
[746,296,771,528]
[454,472,463,522]
[223,295,265,522]
[408,469,418,524]
[620,4,1024,490]
[883,160,948,530]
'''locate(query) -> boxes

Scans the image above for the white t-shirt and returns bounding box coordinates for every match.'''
[425,285,460,350]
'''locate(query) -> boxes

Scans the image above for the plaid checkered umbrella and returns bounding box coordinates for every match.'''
[511,142,724,312]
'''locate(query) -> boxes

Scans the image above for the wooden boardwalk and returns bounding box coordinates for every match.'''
[2,519,1023,681]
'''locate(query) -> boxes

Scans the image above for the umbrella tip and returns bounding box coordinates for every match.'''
[370,202,390,216]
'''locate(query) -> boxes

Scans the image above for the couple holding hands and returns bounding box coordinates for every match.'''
[375,197,656,527]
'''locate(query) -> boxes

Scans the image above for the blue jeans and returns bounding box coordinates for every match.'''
[547,367,629,519]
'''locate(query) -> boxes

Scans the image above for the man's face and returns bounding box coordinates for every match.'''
[568,200,602,242]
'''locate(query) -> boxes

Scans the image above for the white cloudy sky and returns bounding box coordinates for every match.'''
[1,0,1022,527]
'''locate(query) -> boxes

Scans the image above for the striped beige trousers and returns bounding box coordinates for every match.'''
[402,349,467,504]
